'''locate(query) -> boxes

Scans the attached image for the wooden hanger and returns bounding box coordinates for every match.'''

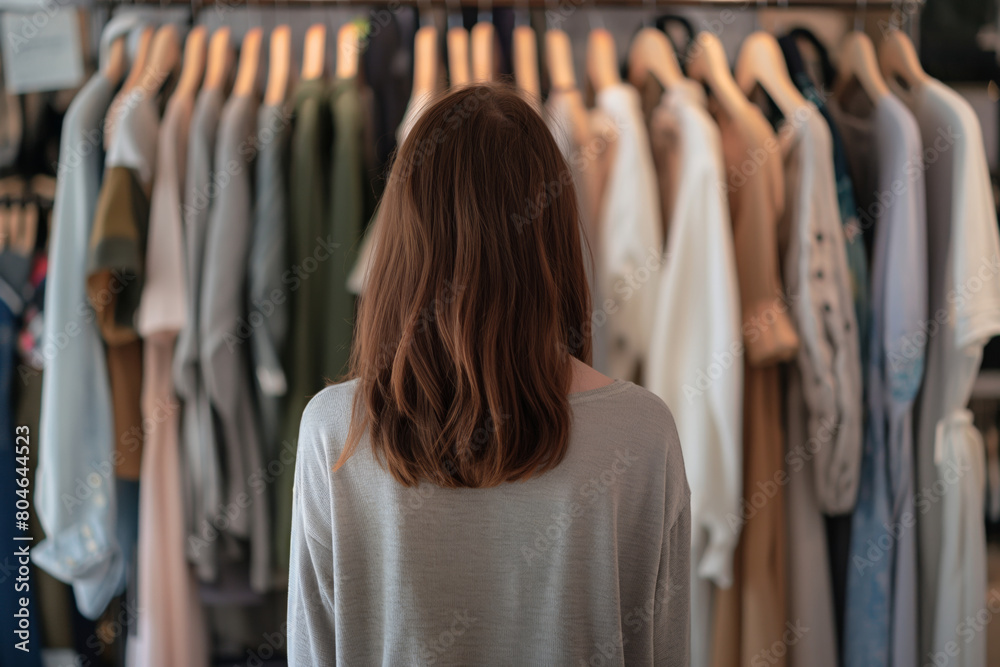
[174,26,207,100]
[687,31,751,117]
[879,29,928,92]
[203,27,233,92]
[544,29,589,152]
[0,177,23,254]
[15,198,38,257]
[627,26,682,91]
[833,31,890,103]
[302,23,326,80]
[586,28,620,93]
[471,21,495,82]
[336,21,360,79]
[233,27,262,97]
[264,25,291,105]
[120,26,154,93]
[412,25,439,100]
[447,26,470,86]
[140,23,181,91]
[513,25,540,100]
[545,28,576,91]
[734,31,810,119]
[102,34,128,86]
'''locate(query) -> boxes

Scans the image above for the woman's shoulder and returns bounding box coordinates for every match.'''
[298,379,362,448]
[571,380,686,481]
[572,379,679,441]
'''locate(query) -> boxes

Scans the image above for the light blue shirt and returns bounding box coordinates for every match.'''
[32,15,146,620]
[836,93,927,667]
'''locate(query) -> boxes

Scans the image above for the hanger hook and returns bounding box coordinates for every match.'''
[586,0,604,33]
[478,0,493,26]
[446,0,460,29]
[417,0,434,29]
[641,0,656,29]
[514,0,529,28]
[854,0,867,32]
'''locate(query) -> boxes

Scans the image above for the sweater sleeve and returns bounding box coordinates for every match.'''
[287,402,337,665]
[654,412,692,666]
[655,495,691,666]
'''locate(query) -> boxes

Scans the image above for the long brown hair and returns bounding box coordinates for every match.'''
[339,83,592,488]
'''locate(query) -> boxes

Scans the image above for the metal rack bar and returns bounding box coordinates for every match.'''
[100,0,922,8]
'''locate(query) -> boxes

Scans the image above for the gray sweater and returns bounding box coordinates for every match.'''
[287,378,691,665]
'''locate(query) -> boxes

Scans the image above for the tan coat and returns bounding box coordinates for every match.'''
[708,97,798,667]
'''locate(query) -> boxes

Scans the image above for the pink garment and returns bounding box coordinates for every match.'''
[128,87,208,667]
[130,333,208,667]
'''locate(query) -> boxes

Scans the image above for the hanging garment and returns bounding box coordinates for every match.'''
[899,78,1000,667]
[249,102,291,484]
[362,10,415,175]
[778,35,871,648]
[127,77,209,667]
[31,65,120,622]
[778,34,869,373]
[640,78,743,667]
[778,102,863,667]
[174,86,226,582]
[34,13,149,618]
[777,103,865,514]
[593,82,662,382]
[83,81,161,654]
[708,95,797,667]
[86,80,160,482]
[545,87,617,373]
[831,92,927,667]
[199,91,271,594]
[276,77,333,572]
[288,379,691,665]
[324,77,364,381]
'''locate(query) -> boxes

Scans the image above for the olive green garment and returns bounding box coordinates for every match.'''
[323,77,363,382]
[277,78,333,572]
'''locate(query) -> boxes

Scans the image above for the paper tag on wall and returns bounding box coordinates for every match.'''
[0,8,83,94]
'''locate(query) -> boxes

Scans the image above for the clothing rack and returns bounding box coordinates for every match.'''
[101,0,922,9]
